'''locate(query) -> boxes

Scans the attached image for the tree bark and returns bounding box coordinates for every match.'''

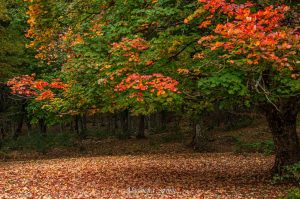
[264,99,300,174]
[74,116,79,134]
[161,110,167,131]
[38,119,47,136]
[190,121,208,151]
[59,122,64,133]
[106,113,113,134]
[79,115,87,138]
[137,115,146,139]
[191,123,201,150]
[13,100,26,139]
[113,114,119,135]
[82,114,87,131]
[120,109,130,139]
[26,121,32,133]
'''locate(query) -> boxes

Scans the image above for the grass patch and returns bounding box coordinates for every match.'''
[280,187,300,199]
[235,140,275,155]
[1,132,76,154]
[161,132,184,143]
[148,138,161,150]
[273,162,300,185]
[87,130,115,140]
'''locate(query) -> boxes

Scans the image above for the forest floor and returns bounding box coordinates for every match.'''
[0,153,291,198]
[0,119,298,198]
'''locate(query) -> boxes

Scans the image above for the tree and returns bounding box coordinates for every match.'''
[21,0,188,122]
[10,0,299,174]
[190,0,299,173]
[0,0,34,82]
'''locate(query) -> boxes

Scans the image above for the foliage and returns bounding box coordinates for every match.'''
[0,0,35,82]
[273,162,300,184]
[14,0,196,117]
[7,75,67,100]
[1,132,76,153]
[7,0,298,122]
[282,187,300,199]
[192,0,299,110]
[2,0,299,189]
[235,140,274,155]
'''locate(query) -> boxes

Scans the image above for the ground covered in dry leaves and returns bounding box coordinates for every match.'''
[0,153,290,198]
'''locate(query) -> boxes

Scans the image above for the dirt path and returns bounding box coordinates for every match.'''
[0,153,290,198]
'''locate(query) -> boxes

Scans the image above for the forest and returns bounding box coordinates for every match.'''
[0,0,299,198]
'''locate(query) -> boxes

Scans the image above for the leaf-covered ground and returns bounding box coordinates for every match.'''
[0,153,290,198]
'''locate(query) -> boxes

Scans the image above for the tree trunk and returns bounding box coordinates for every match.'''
[13,100,26,139]
[97,114,101,130]
[14,119,23,139]
[113,114,119,135]
[191,123,201,150]
[82,114,87,131]
[174,114,182,132]
[190,121,208,151]
[79,115,87,138]
[161,110,167,131]
[60,122,64,133]
[39,119,47,135]
[92,114,96,126]
[74,116,79,134]
[265,102,300,174]
[120,109,130,139]
[137,115,146,139]
[26,121,32,133]
[0,128,4,146]
[106,113,112,133]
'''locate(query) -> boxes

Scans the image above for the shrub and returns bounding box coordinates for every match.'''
[282,187,300,199]
[273,162,300,185]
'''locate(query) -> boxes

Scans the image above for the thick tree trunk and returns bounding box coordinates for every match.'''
[137,115,146,139]
[265,100,300,174]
